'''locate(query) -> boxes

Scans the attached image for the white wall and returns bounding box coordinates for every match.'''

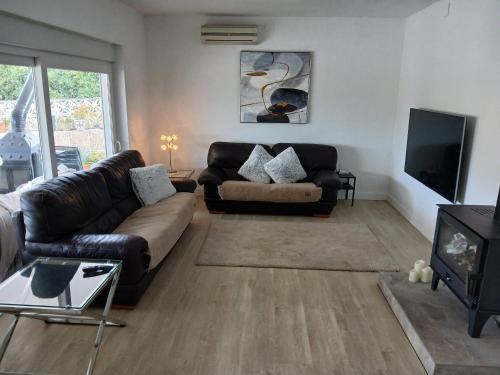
[0,0,150,160]
[145,15,405,199]
[389,0,500,240]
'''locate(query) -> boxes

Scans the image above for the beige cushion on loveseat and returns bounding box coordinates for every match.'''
[113,192,196,270]
[218,180,322,203]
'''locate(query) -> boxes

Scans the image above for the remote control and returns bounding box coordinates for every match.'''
[83,265,113,273]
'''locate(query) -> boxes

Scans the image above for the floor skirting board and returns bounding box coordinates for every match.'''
[350,192,388,200]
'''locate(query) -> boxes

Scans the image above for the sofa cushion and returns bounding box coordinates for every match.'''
[218,181,322,203]
[21,170,116,243]
[207,142,272,170]
[92,150,145,218]
[130,164,176,206]
[112,192,196,269]
[272,143,338,171]
[238,145,274,183]
[264,147,307,183]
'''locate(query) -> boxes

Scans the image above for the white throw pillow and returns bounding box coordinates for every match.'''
[264,147,307,184]
[238,145,274,183]
[130,164,176,206]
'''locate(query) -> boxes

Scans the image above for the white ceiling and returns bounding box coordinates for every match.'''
[120,0,438,17]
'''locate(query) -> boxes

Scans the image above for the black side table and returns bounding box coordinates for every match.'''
[338,172,356,206]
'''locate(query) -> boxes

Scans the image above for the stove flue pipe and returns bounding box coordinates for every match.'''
[11,72,34,133]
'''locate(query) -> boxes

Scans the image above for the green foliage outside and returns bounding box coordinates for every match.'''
[47,69,101,99]
[0,65,29,101]
[0,65,101,100]
[81,150,106,165]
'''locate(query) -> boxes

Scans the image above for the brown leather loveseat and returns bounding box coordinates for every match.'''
[198,142,341,216]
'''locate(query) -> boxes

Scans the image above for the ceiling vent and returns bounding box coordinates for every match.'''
[201,25,259,45]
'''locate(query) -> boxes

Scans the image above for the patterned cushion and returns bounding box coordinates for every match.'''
[264,147,307,183]
[129,164,176,206]
[238,145,274,183]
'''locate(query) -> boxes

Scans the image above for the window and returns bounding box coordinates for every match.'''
[47,68,111,173]
[0,63,44,193]
[0,54,115,193]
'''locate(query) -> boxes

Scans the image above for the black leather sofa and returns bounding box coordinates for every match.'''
[198,142,341,216]
[13,150,197,306]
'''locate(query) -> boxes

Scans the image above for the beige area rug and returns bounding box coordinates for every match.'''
[197,220,400,272]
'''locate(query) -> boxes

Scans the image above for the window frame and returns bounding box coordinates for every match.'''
[0,47,117,181]
[0,52,33,67]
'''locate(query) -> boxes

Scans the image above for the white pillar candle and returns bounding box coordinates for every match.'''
[414,260,426,272]
[409,269,420,283]
[420,267,433,283]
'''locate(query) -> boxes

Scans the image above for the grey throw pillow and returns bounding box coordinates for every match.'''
[264,147,307,183]
[238,145,274,183]
[130,164,176,206]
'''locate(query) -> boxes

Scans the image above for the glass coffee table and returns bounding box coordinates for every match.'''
[0,257,125,375]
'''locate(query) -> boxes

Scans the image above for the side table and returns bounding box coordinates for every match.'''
[168,170,194,180]
[0,258,125,375]
[338,172,357,206]
[168,169,197,193]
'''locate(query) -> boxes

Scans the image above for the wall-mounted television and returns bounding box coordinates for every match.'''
[404,108,466,202]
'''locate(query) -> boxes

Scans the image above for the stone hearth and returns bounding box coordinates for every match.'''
[378,272,500,375]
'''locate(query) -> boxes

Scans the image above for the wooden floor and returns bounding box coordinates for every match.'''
[0,199,431,375]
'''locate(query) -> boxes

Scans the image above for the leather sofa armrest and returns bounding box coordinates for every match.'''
[11,210,26,254]
[312,170,342,190]
[172,179,197,193]
[25,234,150,284]
[198,166,227,186]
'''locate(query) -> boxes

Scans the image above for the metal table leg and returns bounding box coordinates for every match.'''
[19,312,125,327]
[86,267,121,375]
[0,262,124,375]
[0,314,19,364]
[351,177,356,206]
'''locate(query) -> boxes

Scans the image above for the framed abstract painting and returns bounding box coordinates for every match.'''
[240,51,311,124]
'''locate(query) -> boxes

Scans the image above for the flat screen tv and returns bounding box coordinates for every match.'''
[404,108,466,202]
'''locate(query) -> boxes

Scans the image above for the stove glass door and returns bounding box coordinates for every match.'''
[436,216,481,282]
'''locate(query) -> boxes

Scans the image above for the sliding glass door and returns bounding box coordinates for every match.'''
[0,53,115,192]
[47,68,112,173]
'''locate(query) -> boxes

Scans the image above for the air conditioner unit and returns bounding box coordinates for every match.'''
[201,25,259,45]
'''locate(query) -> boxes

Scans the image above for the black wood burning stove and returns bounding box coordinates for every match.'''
[430,190,500,338]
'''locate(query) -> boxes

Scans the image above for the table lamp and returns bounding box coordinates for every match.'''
[160,134,179,172]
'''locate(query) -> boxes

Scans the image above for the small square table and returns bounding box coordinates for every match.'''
[168,169,194,180]
[338,172,357,206]
[0,257,125,375]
